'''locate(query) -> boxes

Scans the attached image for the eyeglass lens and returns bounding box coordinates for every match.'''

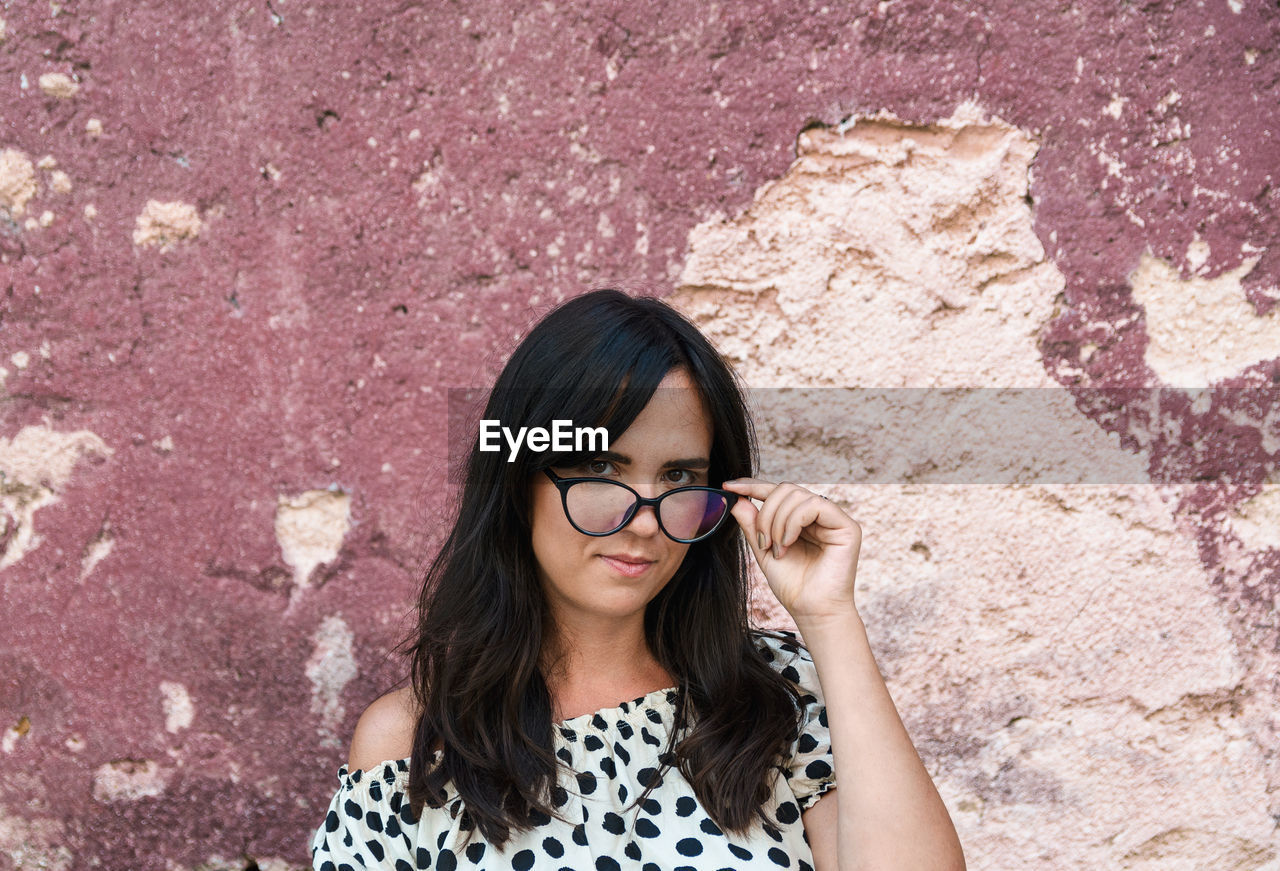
[564,481,731,540]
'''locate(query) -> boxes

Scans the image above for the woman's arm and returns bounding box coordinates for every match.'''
[797,610,965,871]
[722,478,964,871]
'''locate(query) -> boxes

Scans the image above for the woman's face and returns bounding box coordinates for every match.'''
[528,367,714,633]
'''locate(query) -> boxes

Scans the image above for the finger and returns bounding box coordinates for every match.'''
[755,481,801,553]
[769,486,815,557]
[779,493,830,554]
[727,495,768,559]
[720,477,778,504]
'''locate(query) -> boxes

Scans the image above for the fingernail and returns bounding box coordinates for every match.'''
[772,543,781,559]
[757,532,765,549]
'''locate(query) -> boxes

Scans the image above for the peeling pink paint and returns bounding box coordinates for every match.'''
[0,1,1277,867]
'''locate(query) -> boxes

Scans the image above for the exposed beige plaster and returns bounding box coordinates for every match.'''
[0,812,72,871]
[305,616,358,749]
[160,681,195,733]
[274,488,351,588]
[676,103,1062,388]
[671,104,1270,869]
[0,425,112,570]
[91,759,170,802]
[0,148,37,217]
[1225,482,1280,551]
[132,199,203,250]
[79,522,115,580]
[1129,242,1279,386]
[37,72,79,99]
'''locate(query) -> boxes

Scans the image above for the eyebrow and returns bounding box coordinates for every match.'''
[590,451,710,470]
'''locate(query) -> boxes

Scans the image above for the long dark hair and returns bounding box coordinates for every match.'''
[402,289,810,847]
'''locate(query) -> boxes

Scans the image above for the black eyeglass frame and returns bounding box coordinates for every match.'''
[542,468,740,543]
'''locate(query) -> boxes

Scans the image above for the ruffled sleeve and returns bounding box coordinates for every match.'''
[310,760,418,871]
[756,629,838,812]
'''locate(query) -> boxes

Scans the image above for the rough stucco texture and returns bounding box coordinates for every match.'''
[1,2,1278,870]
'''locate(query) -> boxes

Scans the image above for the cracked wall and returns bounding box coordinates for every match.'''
[1,1,1277,869]
[671,105,1276,867]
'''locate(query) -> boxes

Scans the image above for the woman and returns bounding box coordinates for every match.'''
[311,289,965,870]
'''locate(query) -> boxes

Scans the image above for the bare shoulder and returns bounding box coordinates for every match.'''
[347,686,419,772]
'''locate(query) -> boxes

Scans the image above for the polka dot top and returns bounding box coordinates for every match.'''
[311,630,836,870]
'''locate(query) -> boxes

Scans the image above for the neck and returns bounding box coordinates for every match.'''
[540,615,672,698]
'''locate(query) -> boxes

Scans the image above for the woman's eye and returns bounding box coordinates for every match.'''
[586,459,615,475]
[664,469,694,485]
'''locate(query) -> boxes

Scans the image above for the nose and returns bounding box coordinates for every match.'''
[625,500,662,537]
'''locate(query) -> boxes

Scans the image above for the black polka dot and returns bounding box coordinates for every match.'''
[798,732,818,753]
[776,800,800,824]
[700,816,724,836]
[599,756,617,779]
[640,726,661,747]
[529,808,551,826]
[805,759,833,780]
[624,841,641,860]
[584,734,604,751]
[617,783,628,803]
[415,848,431,867]
[394,860,412,871]
[763,822,783,842]
[577,771,598,794]
[551,785,569,808]
[603,812,626,835]
[511,849,535,870]
[325,810,339,832]
[343,799,362,819]
[437,848,457,871]
[675,796,698,817]
[728,843,754,861]
[556,747,573,765]
[572,823,588,846]
[768,846,791,866]
[676,837,703,856]
[595,857,621,871]
[541,836,564,858]
[465,842,486,862]
[365,840,384,861]
[642,798,661,816]
[591,714,609,730]
[613,742,631,764]
[635,818,660,838]
[365,809,383,833]
[637,767,662,788]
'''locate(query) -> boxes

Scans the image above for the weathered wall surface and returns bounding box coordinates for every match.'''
[1,2,1277,869]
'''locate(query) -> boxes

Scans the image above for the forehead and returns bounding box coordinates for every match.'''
[608,370,712,459]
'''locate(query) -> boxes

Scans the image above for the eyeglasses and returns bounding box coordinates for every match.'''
[542,469,739,543]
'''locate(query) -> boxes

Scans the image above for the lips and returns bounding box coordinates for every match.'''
[599,554,657,577]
